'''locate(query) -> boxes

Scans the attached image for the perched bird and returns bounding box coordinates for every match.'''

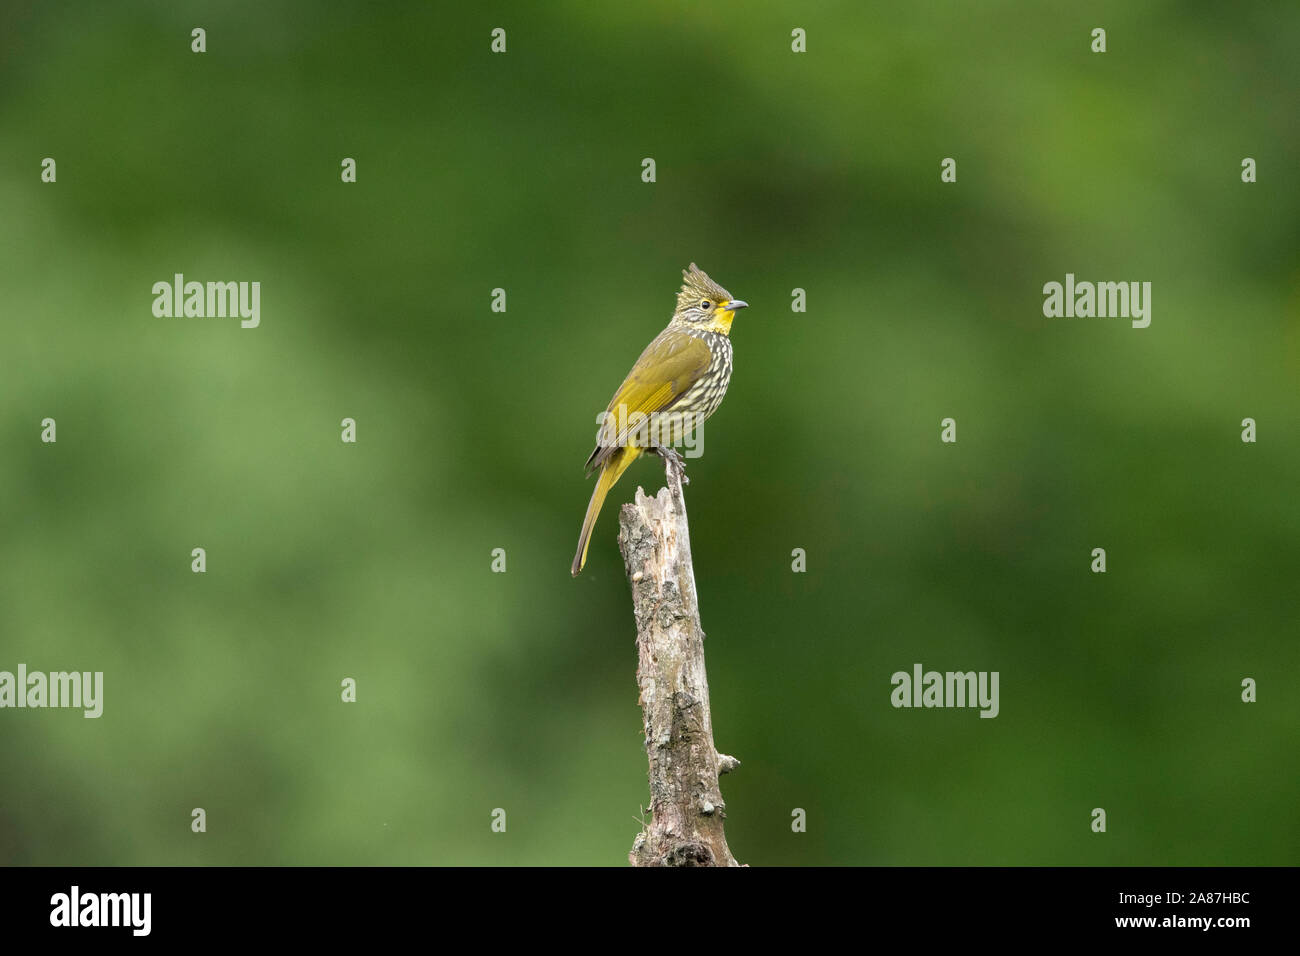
[572,264,747,576]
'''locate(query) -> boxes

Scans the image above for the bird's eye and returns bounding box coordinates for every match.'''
[699,300,711,310]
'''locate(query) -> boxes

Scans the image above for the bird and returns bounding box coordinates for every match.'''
[571,263,747,576]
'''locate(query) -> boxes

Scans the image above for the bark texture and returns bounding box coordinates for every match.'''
[618,459,740,867]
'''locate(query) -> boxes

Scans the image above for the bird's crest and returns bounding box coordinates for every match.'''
[676,263,733,311]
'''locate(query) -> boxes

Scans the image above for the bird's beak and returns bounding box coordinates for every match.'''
[721,299,748,312]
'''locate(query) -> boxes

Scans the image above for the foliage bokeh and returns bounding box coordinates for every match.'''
[1,1,1296,864]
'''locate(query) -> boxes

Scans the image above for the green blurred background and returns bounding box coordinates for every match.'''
[1,0,1296,865]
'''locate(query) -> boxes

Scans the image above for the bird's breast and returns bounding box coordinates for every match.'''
[678,329,733,419]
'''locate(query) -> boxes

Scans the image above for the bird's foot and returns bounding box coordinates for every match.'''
[654,446,689,485]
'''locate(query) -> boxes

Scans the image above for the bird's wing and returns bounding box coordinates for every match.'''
[584,329,712,474]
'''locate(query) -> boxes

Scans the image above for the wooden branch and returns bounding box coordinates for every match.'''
[618,455,740,867]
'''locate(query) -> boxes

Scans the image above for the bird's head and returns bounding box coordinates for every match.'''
[673,263,747,334]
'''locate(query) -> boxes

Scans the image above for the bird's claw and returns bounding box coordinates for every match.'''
[655,446,690,484]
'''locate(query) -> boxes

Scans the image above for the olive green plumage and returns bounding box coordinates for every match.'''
[572,264,748,576]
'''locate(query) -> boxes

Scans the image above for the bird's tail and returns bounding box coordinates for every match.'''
[571,446,641,576]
